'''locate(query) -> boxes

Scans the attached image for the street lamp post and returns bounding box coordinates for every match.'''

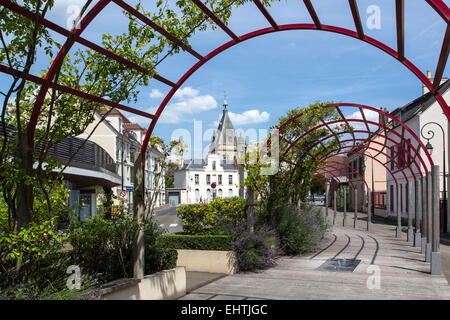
[421,122,447,234]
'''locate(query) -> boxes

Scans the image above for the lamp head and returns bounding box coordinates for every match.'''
[426,141,434,155]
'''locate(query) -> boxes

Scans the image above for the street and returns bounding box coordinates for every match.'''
[153,205,183,234]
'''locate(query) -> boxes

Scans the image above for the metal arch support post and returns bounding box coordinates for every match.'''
[343,186,347,227]
[422,175,428,254]
[431,165,442,275]
[426,171,433,262]
[414,178,422,247]
[407,182,414,242]
[367,187,372,232]
[325,182,330,219]
[396,183,402,238]
[354,187,358,229]
[333,190,337,225]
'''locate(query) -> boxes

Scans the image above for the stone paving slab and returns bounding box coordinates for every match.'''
[179,209,450,300]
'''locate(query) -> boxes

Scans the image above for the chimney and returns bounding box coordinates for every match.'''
[427,70,432,79]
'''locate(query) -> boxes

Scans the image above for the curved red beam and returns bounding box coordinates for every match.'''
[322,151,399,185]
[27,0,112,148]
[314,144,410,184]
[320,160,369,190]
[282,118,431,172]
[273,103,433,169]
[313,173,336,193]
[316,164,356,190]
[311,174,327,193]
[314,138,415,180]
[3,1,445,162]
[142,24,450,158]
[314,169,345,194]
[287,129,424,178]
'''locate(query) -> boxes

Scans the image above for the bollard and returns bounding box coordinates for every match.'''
[431,166,442,275]
[414,179,421,248]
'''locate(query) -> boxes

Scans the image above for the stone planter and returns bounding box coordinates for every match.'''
[98,266,186,300]
[176,249,237,274]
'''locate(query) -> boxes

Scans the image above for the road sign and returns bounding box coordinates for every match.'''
[126,186,134,191]
[119,190,127,199]
[211,183,216,189]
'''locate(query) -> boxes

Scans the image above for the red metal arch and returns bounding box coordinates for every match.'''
[315,167,346,194]
[1,1,448,164]
[274,103,434,170]
[316,164,356,190]
[322,151,399,185]
[294,129,424,177]
[312,174,328,193]
[314,139,415,181]
[314,144,410,184]
[320,160,369,190]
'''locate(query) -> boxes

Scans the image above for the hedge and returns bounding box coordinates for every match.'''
[157,234,232,251]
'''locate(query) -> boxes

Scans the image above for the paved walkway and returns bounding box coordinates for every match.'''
[179,209,450,300]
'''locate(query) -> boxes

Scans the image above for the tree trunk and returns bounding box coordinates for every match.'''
[15,132,34,230]
[132,152,145,279]
[246,185,254,233]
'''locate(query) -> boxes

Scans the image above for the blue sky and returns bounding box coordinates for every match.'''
[1,0,449,158]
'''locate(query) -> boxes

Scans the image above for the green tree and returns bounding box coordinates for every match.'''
[0,0,279,232]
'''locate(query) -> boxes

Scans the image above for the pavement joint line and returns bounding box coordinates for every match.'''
[310,233,338,259]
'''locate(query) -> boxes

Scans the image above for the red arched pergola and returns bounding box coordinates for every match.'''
[0,0,449,166]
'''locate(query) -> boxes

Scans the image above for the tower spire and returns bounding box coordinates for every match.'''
[223,91,228,110]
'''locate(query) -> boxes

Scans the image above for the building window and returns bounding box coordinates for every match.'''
[218,189,222,197]
[229,189,233,197]
[218,175,222,185]
[195,189,199,201]
[195,174,199,184]
[207,189,211,200]
[206,174,211,184]
[407,138,412,164]
[228,175,233,185]
[212,161,216,170]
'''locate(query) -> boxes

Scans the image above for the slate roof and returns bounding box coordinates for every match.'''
[178,158,237,171]
[391,79,450,126]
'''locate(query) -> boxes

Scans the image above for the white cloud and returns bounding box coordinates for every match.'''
[229,110,270,126]
[346,109,379,132]
[149,89,164,99]
[212,109,270,127]
[173,87,199,100]
[148,87,217,124]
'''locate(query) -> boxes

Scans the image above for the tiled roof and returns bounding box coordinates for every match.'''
[123,123,145,131]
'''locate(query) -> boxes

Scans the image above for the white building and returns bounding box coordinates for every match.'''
[386,73,449,234]
[79,107,166,212]
[170,100,243,204]
[172,153,240,204]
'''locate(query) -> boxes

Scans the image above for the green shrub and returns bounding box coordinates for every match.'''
[275,204,327,255]
[176,197,246,235]
[0,219,98,300]
[231,228,275,271]
[158,234,232,251]
[145,246,178,274]
[68,213,166,282]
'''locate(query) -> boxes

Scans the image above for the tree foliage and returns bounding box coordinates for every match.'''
[0,0,278,231]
